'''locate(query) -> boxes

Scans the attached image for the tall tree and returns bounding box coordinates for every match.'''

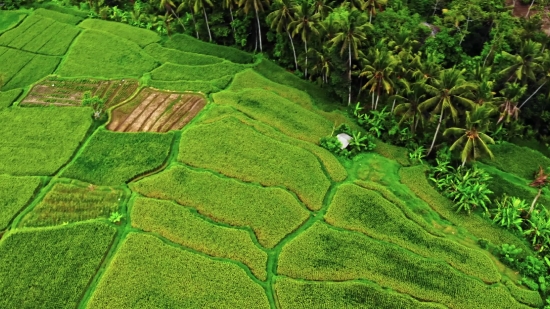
[360,47,398,110]
[443,105,495,167]
[329,9,371,105]
[419,68,477,155]
[393,80,426,134]
[267,0,298,70]
[289,1,322,78]
[362,0,387,23]
[239,0,270,52]
[159,0,185,30]
[497,82,526,124]
[498,40,544,83]
[185,0,214,41]
[223,0,237,38]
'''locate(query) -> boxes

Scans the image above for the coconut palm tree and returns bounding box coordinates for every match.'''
[267,0,298,70]
[362,0,387,23]
[497,82,526,124]
[184,0,214,41]
[313,0,332,18]
[159,0,185,30]
[310,46,333,84]
[289,1,322,78]
[239,0,270,52]
[443,105,495,167]
[419,68,477,155]
[393,81,426,134]
[498,40,544,83]
[223,0,237,37]
[360,47,398,110]
[411,52,442,83]
[329,9,371,105]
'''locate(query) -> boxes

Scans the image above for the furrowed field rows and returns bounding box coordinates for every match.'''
[21,77,138,107]
[0,47,60,90]
[0,175,42,231]
[108,87,206,133]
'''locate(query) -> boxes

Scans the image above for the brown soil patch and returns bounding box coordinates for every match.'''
[20,77,139,107]
[108,88,206,133]
[506,0,550,35]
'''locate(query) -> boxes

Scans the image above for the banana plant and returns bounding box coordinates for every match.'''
[492,195,525,232]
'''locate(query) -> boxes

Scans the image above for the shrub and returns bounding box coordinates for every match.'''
[78,19,160,47]
[0,88,22,108]
[87,233,270,308]
[0,107,93,175]
[130,165,309,248]
[57,30,158,78]
[33,8,82,25]
[178,117,330,210]
[278,222,526,309]
[275,277,446,309]
[62,129,173,185]
[0,175,41,230]
[325,183,500,283]
[213,89,333,144]
[164,33,253,64]
[0,222,116,309]
[131,197,268,280]
[19,181,123,227]
[150,62,247,82]
[144,43,224,66]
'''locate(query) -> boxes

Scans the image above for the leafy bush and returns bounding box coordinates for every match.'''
[164,33,253,64]
[57,30,158,78]
[33,8,82,25]
[144,43,224,66]
[131,197,268,280]
[278,222,525,308]
[0,175,41,230]
[325,183,500,283]
[492,195,525,232]
[276,277,446,309]
[78,19,160,47]
[0,222,116,309]
[178,117,331,210]
[499,244,523,268]
[0,107,93,175]
[151,62,247,82]
[87,233,269,308]
[0,88,22,108]
[130,164,309,248]
[19,181,123,227]
[320,124,376,158]
[62,129,173,185]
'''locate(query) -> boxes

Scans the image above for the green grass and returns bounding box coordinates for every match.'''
[19,181,124,227]
[503,279,543,308]
[148,76,232,94]
[325,183,500,283]
[130,164,309,248]
[483,142,550,180]
[0,88,23,109]
[62,129,173,186]
[57,29,158,78]
[144,43,224,65]
[33,8,82,25]
[0,107,93,175]
[0,11,26,34]
[34,3,89,18]
[78,19,160,47]
[131,197,268,280]
[87,232,270,308]
[0,47,60,90]
[164,33,253,64]
[0,14,52,48]
[399,165,534,254]
[213,89,333,144]
[275,277,446,309]
[178,116,330,210]
[0,175,41,230]
[278,222,527,309]
[150,61,247,81]
[0,222,116,309]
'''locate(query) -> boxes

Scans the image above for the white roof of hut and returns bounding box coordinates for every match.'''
[336,133,352,149]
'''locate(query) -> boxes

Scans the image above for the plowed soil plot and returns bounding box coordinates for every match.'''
[20,77,138,107]
[108,88,206,133]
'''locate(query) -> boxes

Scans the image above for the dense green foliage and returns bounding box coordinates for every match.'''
[87,233,269,308]
[0,222,116,308]
[62,129,173,185]
[178,116,330,210]
[0,175,41,230]
[20,181,123,227]
[130,164,309,248]
[0,107,92,175]
[131,197,268,280]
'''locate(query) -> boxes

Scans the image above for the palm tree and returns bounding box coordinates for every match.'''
[362,0,387,23]
[177,1,200,38]
[443,105,495,167]
[419,68,477,155]
[267,0,298,70]
[223,0,237,38]
[313,0,332,18]
[388,28,418,61]
[393,81,426,134]
[185,0,214,41]
[528,166,549,216]
[498,40,544,83]
[289,1,322,79]
[360,48,398,110]
[329,9,371,105]
[411,52,442,83]
[239,0,270,52]
[310,46,333,84]
[159,0,185,30]
[497,82,526,124]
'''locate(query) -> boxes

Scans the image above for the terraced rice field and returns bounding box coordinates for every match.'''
[21,77,138,107]
[108,87,206,132]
